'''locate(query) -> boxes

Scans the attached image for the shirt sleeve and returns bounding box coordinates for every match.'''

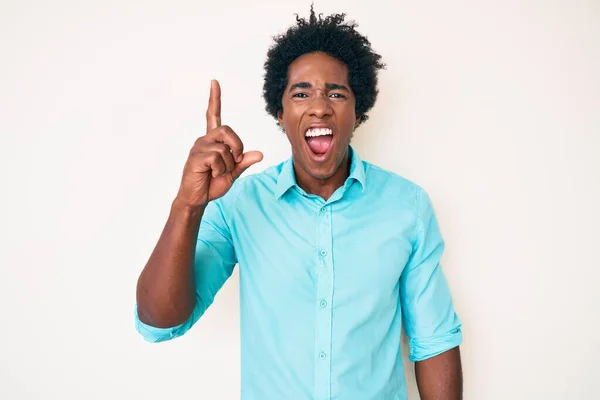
[400,187,463,362]
[135,187,238,343]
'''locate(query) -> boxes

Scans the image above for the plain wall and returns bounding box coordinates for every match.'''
[1,0,599,398]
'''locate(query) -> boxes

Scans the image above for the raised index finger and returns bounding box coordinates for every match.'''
[206,79,221,132]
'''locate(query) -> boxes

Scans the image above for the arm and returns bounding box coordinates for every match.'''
[415,346,462,400]
[135,194,240,342]
[136,200,204,328]
[135,79,262,337]
[400,187,463,398]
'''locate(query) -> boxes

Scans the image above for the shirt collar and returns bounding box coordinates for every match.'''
[275,145,366,200]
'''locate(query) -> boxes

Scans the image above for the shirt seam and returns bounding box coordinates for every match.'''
[210,178,248,253]
[411,187,422,246]
[201,217,232,245]
[225,176,250,228]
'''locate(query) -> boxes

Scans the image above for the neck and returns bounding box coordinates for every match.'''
[294,149,350,201]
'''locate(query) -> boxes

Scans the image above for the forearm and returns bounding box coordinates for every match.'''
[415,346,462,400]
[136,199,205,328]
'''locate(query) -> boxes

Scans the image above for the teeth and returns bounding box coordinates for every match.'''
[305,128,333,137]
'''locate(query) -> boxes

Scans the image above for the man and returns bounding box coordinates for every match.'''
[135,7,463,400]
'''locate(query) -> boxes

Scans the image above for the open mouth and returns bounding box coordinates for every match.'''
[305,127,333,159]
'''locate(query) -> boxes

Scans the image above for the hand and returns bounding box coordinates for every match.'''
[175,80,263,209]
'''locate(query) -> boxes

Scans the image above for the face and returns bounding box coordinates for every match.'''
[278,52,360,182]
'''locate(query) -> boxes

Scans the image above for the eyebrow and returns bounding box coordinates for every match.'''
[288,82,350,92]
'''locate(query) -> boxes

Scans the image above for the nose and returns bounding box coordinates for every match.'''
[308,92,333,119]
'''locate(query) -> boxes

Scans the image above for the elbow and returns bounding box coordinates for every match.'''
[134,305,192,343]
[135,277,196,328]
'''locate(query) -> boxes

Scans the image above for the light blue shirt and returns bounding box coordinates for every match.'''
[135,146,462,400]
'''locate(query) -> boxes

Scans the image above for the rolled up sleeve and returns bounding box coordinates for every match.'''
[400,188,463,362]
[134,189,238,343]
[134,305,200,343]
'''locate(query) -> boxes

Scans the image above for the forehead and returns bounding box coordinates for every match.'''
[287,52,349,85]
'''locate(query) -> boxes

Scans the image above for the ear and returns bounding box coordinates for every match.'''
[355,115,361,128]
[277,110,287,132]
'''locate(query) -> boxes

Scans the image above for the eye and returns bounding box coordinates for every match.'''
[330,93,346,99]
[292,93,308,98]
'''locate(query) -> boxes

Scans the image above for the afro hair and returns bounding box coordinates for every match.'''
[262,5,385,127]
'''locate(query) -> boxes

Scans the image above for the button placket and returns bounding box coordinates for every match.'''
[314,204,333,400]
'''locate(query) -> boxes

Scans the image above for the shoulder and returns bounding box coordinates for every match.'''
[233,162,283,191]
[364,161,427,202]
[217,160,285,207]
[362,162,440,240]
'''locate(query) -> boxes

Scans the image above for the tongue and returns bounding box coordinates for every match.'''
[306,136,333,155]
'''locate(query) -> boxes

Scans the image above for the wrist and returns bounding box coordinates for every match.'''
[171,198,206,221]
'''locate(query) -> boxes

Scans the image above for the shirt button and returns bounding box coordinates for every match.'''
[319,249,327,257]
[320,206,327,213]
[318,352,327,360]
[320,300,327,308]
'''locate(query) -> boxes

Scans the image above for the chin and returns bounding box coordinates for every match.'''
[300,149,344,180]
[307,167,337,181]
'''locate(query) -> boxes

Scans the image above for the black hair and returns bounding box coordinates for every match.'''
[262,5,385,127]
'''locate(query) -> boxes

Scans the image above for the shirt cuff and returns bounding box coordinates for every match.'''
[408,327,463,362]
[134,306,186,343]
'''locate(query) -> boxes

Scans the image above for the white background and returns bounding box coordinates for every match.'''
[1,0,599,399]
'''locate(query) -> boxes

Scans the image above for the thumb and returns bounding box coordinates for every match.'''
[231,151,264,180]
